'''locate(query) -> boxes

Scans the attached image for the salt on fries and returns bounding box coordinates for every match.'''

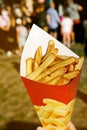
[26,40,84,85]
[34,98,75,130]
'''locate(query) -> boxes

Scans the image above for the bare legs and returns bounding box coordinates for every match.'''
[62,33,71,48]
[50,32,58,39]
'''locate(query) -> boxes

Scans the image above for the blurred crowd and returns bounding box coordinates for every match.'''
[0,0,87,56]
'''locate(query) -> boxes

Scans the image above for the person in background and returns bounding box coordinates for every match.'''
[45,0,53,10]
[21,1,33,29]
[58,3,64,22]
[83,20,87,56]
[38,0,45,4]
[33,3,48,32]
[24,0,34,16]
[66,0,83,24]
[65,0,83,43]
[46,1,60,39]
[60,12,73,48]
[12,3,23,28]
[0,8,11,31]
[16,18,28,55]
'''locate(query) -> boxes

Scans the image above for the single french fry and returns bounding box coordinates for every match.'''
[63,70,79,80]
[68,64,75,72]
[27,53,55,80]
[33,61,39,70]
[33,46,42,70]
[48,59,62,67]
[39,67,67,83]
[53,109,68,117]
[75,57,84,70]
[51,57,76,70]
[41,48,58,63]
[47,67,67,79]
[34,46,42,64]
[56,78,70,86]
[56,55,69,60]
[46,40,55,53]
[26,58,33,76]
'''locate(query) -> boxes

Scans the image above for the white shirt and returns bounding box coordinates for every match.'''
[61,17,73,33]
[0,14,10,27]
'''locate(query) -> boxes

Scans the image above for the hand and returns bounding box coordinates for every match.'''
[67,122,77,130]
[36,127,45,130]
[36,122,77,130]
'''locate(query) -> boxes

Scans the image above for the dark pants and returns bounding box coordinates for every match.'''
[74,23,84,43]
[84,39,87,56]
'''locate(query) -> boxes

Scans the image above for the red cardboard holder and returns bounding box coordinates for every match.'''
[20,24,82,129]
[21,72,80,106]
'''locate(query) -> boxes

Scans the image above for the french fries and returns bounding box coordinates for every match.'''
[26,40,84,85]
[56,78,70,86]
[35,98,75,130]
[27,53,55,80]
[39,67,67,83]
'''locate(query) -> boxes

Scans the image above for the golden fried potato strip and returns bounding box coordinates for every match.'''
[26,58,33,75]
[46,40,55,54]
[33,46,42,70]
[75,56,84,70]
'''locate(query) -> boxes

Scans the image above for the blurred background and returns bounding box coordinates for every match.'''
[0,0,87,130]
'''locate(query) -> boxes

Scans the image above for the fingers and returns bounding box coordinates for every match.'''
[36,126,46,130]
